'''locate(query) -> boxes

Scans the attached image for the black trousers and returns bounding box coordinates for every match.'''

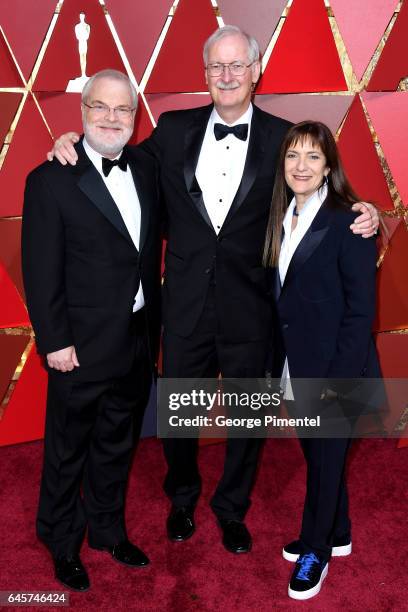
[285,399,351,561]
[298,437,351,561]
[37,315,151,559]
[162,286,267,521]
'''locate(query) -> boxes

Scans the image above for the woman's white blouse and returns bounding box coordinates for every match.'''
[279,185,328,400]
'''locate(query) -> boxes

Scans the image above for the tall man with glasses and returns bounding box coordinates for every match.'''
[22,70,161,591]
[49,26,378,555]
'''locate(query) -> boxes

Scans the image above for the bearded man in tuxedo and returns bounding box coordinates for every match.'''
[23,70,160,591]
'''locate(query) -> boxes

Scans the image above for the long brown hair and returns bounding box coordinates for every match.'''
[263,120,361,267]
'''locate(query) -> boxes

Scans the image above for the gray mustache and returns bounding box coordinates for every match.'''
[216,80,240,90]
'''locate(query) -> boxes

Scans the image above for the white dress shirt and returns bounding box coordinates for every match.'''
[83,138,144,312]
[279,184,328,399]
[195,104,253,234]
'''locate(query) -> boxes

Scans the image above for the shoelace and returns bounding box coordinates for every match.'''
[296,552,321,581]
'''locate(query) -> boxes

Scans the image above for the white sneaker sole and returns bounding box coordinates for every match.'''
[282,542,352,563]
[332,542,352,557]
[288,563,328,600]
[282,549,300,562]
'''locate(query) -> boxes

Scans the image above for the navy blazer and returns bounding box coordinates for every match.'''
[269,195,381,381]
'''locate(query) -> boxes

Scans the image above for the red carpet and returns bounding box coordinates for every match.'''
[0,438,406,611]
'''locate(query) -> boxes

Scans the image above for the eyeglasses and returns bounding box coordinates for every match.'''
[82,102,136,118]
[206,62,255,77]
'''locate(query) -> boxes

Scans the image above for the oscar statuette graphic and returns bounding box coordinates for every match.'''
[66,13,91,92]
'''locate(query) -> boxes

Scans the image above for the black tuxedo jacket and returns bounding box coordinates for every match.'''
[269,197,381,380]
[22,141,161,381]
[139,103,292,342]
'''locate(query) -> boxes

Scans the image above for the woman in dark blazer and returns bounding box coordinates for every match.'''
[263,121,381,601]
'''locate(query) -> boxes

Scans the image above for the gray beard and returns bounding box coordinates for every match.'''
[83,123,132,157]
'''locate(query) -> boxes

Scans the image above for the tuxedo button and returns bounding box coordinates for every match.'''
[205,268,211,274]
[282,324,289,330]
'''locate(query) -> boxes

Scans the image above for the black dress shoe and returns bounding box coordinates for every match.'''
[90,540,150,567]
[167,505,195,541]
[218,519,252,554]
[54,555,90,591]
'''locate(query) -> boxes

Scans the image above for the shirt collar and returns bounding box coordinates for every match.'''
[284,184,328,234]
[288,183,328,217]
[210,103,253,129]
[83,137,123,175]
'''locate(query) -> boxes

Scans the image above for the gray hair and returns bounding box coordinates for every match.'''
[203,25,260,65]
[81,69,138,108]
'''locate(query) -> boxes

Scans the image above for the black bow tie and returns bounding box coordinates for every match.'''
[214,123,248,142]
[102,151,128,177]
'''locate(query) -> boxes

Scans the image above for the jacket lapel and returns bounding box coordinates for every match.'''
[183,104,215,229]
[222,105,271,226]
[271,266,282,301]
[282,199,332,291]
[74,141,135,248]
[127,147,151,253]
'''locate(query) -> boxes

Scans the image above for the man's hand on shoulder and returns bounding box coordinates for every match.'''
[350,202,379,238]
[47,132,80,166]
[47,346,80,372]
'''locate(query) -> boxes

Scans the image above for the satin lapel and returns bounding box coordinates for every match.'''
[223,105,269,226]
[282,202,332,291]
[183,105,213,229]
[271,266,282,301]
[272,226,285,300]
[127,148,150,253]
[74,142,134,247]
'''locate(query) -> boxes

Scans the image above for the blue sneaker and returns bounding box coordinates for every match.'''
[288,552,328,600]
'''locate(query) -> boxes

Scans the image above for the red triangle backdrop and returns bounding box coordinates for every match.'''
[363,92,408,207]
[0,30,23,86]
[257,0,347,93]
[374,221,408,333]
[145,0,218,93]
[368,0,408,91]
[0,0,57,80]
[330,0,398,82]
[37,92,83,139]
[217,0,287,56]
[1,0,407,450]
[104,0,172,82]
[0,345,47,447]
[337,96,393,211]
[0,220,24,302]
[375,333,408,448]
[0,95,53,218]
[129,96,154,144]
[0,93,22,145]
[145,93,211,122]
[254,93,353,134]
[0,261,29,328]
[0,334,30,405]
